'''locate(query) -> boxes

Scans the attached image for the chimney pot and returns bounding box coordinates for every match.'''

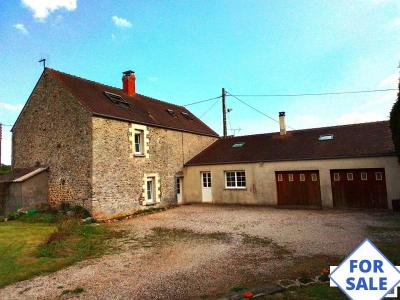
[122,70,136,96]
[279,112,286,135]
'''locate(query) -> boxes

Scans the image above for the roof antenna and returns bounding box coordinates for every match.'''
[38,58,46,69]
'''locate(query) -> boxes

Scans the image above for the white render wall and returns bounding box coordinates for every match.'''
[183,156,400,209]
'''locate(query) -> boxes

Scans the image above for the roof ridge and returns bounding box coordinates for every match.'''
[46,68,187,111]
[224,120,390,139]
[46,68,122,92]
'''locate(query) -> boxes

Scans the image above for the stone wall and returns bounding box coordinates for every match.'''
[12,72,93,209]
[91,116,217,218]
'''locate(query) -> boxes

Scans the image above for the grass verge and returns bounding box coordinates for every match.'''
[265,283,346,300]
[0,215,120,288]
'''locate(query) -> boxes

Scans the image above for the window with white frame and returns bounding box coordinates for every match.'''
[299,174,306,181]
[375,172,383,181]
[311,173,318,181]
[277,173,283,182]
[202,172,211,188]
[333,173,340,181]
[288,173,294,182]
[347,173,354,181]
[134,130,144,155]
[361,172,368,181]
[225,171,246,188]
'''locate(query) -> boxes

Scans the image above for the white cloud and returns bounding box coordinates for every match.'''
[13,23,29,35]
[336,112,385,125]
[112,16,132,28]
[392,18,400,28]
[378,73,398,88]
[0,102,24,111]
[21,0,77,20]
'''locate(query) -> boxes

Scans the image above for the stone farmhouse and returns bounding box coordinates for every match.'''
[8,68,218,218]
[2,68,399,217]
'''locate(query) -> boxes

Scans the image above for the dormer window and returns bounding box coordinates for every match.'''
[104,91,130,109]
[319,134,334,141]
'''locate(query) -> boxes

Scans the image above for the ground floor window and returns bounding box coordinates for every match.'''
[146,177,155,204]
[225,171,246,189]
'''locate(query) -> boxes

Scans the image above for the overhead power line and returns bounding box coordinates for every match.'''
[183,96,221,107]
[200,98,220,119]
[226,91,296,130]
[229,88,397,98]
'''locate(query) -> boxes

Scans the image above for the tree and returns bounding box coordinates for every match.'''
[390,73,400,162]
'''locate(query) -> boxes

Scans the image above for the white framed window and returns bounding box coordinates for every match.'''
[277,173,283,182]
[146,177,155,204]
[333,173,340,182]
[288,174,294,182]
[202,172,211,188]
[129,124,149,158]
[347,173,354,181]
[311,173,318,181]
[134,130,144,155]
[361,172,368,181]
[225,171,246,189]
[375,172,383,181]
[176,177,181,194]
[299,174,306,182]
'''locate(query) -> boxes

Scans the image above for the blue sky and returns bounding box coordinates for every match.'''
[0,0,399,164]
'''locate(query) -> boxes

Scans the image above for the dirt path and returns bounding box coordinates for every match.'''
[0,205,395,299]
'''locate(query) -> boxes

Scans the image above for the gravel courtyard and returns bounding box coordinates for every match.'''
[0,205,397,299]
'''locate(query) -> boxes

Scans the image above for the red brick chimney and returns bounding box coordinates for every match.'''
[122,70,135,96]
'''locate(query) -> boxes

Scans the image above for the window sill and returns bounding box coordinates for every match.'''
[224,187,247,190]
[134,153,146,157]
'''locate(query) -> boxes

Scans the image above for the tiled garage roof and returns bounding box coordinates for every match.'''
[47,69,218,137]
[185,121,395,165]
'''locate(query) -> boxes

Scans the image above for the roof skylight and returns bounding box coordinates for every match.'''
[166,109,177,117]
[181,112,193,120]
[104,91,130,108]
[232,142,245,148]
[319,134,334,141]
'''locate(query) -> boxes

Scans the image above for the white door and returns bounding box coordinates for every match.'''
[146,178,154,204]
[176,177,183,204]
[201,172,212,203]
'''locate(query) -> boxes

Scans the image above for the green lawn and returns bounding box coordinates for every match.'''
[0,217,117,287]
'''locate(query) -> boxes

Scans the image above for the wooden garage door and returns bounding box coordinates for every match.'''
[276,171,322,207]
[331,169,388,209]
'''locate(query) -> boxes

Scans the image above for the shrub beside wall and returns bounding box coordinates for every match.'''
[390,76,400,163]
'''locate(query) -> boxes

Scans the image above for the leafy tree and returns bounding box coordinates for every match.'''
[390,73,400,162]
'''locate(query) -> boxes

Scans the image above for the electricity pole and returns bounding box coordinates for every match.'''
[222,88,227,138]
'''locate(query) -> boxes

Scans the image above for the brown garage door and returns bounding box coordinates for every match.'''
[330,169,388,209]
[276,171,322,207]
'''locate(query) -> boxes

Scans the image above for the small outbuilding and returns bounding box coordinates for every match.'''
[0,167,49,215]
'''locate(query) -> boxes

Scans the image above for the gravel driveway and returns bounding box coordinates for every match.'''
[0,205,395,299]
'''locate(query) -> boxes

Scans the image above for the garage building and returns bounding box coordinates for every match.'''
[183,119,400,209]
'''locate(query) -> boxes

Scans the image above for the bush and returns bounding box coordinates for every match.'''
[390,75,400,162]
